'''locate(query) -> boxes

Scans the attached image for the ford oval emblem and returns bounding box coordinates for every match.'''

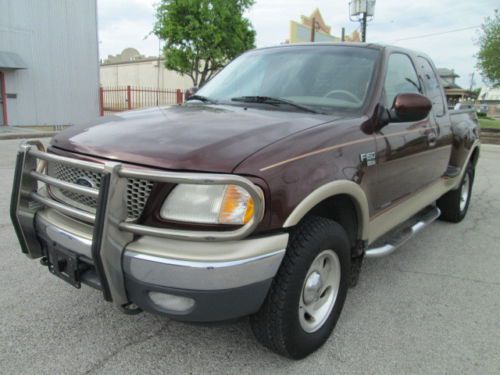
[75,177,95,189]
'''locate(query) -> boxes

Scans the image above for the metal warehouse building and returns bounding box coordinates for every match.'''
[0,0,99,126]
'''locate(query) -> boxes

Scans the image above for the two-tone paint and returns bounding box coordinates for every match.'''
[49,43,480,248]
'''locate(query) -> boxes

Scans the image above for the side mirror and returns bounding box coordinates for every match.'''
[185,87,199,100]
[387,93,432,123]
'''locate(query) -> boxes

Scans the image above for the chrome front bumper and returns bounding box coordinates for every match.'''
[11,141,284,312]
[34,208,287,319]
[123,234,287,291]
[35,208,287,289]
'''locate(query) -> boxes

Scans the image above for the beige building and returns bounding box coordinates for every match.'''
[437,68,475,106]
[100,48,193,90]
[478,87,500,117]
[288,9,360,44]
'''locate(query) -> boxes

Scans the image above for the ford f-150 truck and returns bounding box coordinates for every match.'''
[11,43,479,359]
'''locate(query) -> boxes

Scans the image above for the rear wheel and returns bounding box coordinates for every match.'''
[438,163,474,222]
[250,216,350,359]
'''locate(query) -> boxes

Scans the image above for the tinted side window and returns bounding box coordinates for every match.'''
[417,56,445,116]
[384,53,421,107]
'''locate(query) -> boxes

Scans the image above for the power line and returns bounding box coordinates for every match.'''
[388,25,481,42]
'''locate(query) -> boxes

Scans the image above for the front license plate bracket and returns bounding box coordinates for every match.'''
[46,245,84,288]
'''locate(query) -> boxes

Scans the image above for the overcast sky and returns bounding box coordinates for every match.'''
[98,0,498,88]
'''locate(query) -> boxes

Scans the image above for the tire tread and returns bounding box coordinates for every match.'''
[250,216,349,358]
[438,164,474,223]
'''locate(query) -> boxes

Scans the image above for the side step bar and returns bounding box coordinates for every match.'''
[365,206,441,258]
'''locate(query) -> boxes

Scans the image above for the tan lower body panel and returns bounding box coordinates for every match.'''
[368,142,479,244]
[367,175,460,245]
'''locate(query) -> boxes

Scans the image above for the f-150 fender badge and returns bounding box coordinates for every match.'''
[360,152,376,166]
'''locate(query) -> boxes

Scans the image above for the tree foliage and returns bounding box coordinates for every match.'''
[154,0,256,87]
[477,9,500,86]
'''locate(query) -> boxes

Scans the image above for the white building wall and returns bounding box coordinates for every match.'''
[100,60,193,91]
[0,0,99,126]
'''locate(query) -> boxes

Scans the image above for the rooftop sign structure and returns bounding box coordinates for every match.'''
[288,9,359,44]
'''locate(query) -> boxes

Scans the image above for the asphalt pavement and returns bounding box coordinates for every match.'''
[0,139,499,375]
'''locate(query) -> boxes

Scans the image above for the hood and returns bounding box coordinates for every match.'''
[51,105,337,173]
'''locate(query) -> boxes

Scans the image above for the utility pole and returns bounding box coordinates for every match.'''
[341,27,345,42]
[469,72,475,92]
[361,12,367,42]
[310,17,316,42]
[310,17,318,42]
[350,1,376,43]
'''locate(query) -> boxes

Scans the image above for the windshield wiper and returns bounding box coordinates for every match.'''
[231,96,321,114]
[186,95,217,104]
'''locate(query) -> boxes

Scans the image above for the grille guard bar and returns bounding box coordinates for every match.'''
[10,140,265,304]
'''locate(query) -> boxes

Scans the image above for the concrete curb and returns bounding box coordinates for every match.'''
[481,128,500,135]
[480,128,500,145]
[0,131,57,140]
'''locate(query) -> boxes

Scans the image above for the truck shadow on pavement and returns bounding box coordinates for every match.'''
[2,160,500,374]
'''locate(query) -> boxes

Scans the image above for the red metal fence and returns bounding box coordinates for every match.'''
[99,86,184,116]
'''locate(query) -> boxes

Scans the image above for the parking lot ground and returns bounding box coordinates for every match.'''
[1,139,499,375]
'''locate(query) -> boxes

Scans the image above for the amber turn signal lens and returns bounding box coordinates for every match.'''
[219,185,254,225]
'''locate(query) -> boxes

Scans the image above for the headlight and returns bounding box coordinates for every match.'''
[160,184,257,225]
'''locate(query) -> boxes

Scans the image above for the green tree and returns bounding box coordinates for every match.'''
[154,0,256,87]
[471,87,481,99]
[477,9,500,86]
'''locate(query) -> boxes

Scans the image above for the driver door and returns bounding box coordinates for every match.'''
[372,53,435,212]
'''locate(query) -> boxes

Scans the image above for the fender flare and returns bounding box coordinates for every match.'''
[283,180,370,241]
[451,141,480,189]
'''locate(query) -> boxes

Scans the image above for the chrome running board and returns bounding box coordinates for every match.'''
[365,206,441,258]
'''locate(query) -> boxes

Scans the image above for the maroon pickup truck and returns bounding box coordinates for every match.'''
[11,43,479,359]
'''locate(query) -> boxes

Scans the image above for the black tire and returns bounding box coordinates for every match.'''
[438,163,474,223]
[250,216,351,359]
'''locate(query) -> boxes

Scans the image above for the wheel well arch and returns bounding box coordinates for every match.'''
[470,146,480,168]
[308,194,360,252]
[283,181,370,249]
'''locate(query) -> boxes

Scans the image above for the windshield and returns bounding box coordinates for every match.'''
[197,45,379,112]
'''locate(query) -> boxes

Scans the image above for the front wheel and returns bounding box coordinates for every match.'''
[438,163,474,222]
[250,216,350,359]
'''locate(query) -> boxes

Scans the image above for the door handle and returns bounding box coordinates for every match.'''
[427,131,437,147]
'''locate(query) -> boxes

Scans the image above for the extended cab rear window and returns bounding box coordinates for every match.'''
[197,46,380,113]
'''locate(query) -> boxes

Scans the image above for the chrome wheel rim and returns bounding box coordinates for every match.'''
[299,249,341,333]
[460,173,470,212]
